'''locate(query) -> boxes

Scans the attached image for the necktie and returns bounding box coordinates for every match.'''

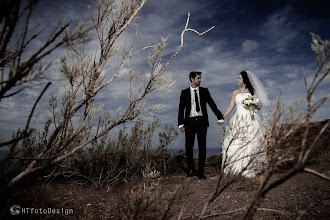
[194,89,200,112]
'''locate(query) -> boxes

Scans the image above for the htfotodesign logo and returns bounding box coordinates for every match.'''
[10,205,21,215]
[9,205,74,215]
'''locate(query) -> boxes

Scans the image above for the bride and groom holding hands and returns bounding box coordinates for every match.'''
[178,71,270,179]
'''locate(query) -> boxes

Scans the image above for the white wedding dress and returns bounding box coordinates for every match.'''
[222,93,268,178]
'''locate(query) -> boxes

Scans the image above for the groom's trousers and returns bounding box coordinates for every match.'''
[185,116,208,175]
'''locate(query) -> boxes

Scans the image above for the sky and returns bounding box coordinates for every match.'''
[0,0,329,155]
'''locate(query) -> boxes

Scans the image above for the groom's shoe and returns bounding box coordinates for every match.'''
[198,173,207,180]
[187,169,194,177]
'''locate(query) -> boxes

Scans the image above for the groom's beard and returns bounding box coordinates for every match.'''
[192,78,201,87]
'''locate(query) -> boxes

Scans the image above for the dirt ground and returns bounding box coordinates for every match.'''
[2,159,329,220]
[2,121,330,220]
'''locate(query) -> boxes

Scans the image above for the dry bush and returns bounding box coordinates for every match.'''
[43,117,179,187]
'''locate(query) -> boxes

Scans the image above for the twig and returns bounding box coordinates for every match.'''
[257,207,290,215]
[158,12,214,75]
[296,202,315,220]
[201,206,247,218]
[201,206,290,219]
[0,82,51,148]
[0,131,31,147]
[304,168,330,180]
[25,82,51,131]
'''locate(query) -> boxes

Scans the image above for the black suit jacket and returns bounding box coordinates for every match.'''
[178,87,223,127]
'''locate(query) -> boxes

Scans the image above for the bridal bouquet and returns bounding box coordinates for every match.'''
[242,95,259,120]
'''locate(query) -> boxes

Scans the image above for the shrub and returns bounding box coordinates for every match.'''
[50,116,179,186]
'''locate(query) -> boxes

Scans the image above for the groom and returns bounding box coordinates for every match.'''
[178,71,224,179]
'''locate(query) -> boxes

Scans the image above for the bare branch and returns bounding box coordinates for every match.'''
[201,207,289,219]
[201,206,247,219]
[0,130,32,148]
[302,120,330,164]
[25,82,51,131]
[304,168,330,181]
[0,82,51,148]
[158,12,215,75]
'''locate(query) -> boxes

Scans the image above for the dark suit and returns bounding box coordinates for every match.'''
[178,87,223,175]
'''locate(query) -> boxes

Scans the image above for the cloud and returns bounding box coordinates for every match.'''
[259,8,298,53]
[241,40,259,54]
[1,0,329,149]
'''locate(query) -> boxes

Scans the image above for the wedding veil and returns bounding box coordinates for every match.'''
[246,71,271,117]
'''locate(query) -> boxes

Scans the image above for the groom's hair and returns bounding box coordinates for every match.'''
[189,71,202,82]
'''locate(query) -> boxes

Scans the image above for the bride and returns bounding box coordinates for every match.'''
[222,71,270,178]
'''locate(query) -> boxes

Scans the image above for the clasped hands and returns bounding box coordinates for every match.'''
[180,120,224,132]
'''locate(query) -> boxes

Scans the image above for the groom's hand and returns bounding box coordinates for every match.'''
[217,120,224,125]
[180,126,185,132]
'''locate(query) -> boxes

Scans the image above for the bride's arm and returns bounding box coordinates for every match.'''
[223,91,237,118]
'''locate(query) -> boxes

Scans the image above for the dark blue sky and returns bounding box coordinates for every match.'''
[1,0,329,153]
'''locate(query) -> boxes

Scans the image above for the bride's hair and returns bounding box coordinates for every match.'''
[240,71,254,95]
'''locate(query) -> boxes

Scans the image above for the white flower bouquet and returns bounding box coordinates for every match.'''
[242,95,259,120]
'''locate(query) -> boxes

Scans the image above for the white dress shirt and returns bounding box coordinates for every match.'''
[190,86,203,117]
